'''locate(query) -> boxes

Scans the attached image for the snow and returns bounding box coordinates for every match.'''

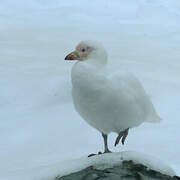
[56,151,176,178]
[0,0,180,179]
[0,151,176,180]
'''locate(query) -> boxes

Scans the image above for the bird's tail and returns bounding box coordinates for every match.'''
[146,115,162,123]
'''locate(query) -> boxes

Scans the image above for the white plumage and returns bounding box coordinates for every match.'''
[65,40,161,154]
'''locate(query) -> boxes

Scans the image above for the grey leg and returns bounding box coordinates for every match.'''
[102,133,111,153]
[88,133,111,157]
[114,128,129,146]
[121,128,129,145]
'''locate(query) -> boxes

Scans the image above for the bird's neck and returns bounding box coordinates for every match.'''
[84,58,106,68]
[71,60,106,90]
[87,51,108,66]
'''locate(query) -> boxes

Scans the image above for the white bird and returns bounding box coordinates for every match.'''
[65,40,161,155]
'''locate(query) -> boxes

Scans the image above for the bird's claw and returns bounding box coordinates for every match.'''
[88,151,111,157]
[88,153,97,157]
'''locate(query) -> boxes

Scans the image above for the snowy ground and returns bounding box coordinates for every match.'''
[1,0,180,179]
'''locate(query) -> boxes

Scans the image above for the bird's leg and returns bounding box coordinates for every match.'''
[88,133,111,157]
[121,128,129,145]
[115,128,129,146]
[102,133,111,153]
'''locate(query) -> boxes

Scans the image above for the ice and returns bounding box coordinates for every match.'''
[0,0,180,179]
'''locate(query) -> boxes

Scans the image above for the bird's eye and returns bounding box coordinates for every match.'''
[82,48,85,52]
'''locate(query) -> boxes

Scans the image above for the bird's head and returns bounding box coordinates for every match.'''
[65,40,107,65]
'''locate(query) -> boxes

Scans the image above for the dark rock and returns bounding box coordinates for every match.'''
[56,160,180,180]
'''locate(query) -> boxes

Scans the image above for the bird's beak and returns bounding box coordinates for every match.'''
[65,51,80,60]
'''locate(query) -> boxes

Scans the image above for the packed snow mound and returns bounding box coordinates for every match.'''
[1,151,176,180]
[56,151,176,178]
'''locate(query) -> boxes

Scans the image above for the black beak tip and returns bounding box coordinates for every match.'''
[65,55,73,60]
[64,56,68,60]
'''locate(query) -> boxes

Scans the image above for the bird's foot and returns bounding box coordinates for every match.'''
[88,152,102,157]
[88,150,112,157]
[115,128,129,146]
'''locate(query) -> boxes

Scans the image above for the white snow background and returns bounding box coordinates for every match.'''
[0,0,180,179]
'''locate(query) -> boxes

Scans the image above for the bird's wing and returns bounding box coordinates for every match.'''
[108,71,147,100]
[107,71,161,123]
